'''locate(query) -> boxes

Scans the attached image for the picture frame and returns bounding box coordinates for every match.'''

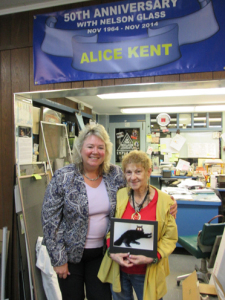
[110,218,158,258]
[18,126,32,137]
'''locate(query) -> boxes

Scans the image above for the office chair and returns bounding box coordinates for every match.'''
[176,215,225,286]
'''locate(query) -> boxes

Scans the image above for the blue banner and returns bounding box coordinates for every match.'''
[33,0,225,85]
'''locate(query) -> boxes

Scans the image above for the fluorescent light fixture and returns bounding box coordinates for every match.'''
[97,87,225,100]
[194,117,221,121]
[121,105,225,114]
[193,117,206,121]
[208,118,222,121]
[197,105,225,112]
[193,123,207,126]
[121,106,194,114]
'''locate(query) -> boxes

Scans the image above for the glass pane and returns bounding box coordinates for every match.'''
[193,113,207,128]
[209,112,222,128]
[150,114,160,130]
[167,114,177,129]
[179,113,192,129]
[115,128,140,164]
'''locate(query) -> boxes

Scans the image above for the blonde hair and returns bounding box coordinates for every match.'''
[122,150,152,173]
[73,123,112,174]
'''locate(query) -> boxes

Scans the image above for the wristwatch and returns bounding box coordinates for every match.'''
[152,257,159,264]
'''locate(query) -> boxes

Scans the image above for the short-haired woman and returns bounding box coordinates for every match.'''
[98,150,178,300]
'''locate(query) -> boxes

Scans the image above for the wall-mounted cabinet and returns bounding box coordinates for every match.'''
[150,112,222,131]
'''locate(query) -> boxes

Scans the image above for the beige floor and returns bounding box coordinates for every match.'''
[132,248,218,300]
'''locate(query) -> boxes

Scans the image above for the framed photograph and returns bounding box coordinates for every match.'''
[110,218,158,258]
[18,126,32,137]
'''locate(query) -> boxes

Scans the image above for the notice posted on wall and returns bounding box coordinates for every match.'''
[15,99,33,126]
[170,134,186,152]
[18,137,33,164]
[188,143,216,158]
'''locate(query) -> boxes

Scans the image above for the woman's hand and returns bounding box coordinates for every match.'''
[127,255,153,265]
[110,253,134,267]
[170,196,177,219]
[54,263,70,279]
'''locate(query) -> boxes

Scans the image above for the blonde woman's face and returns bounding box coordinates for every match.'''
[81,135,105,170]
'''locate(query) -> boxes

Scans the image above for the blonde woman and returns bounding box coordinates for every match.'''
[42,124,125,300]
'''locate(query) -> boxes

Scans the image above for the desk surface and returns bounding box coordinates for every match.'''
[162,186,221,203]
[216,188,225,192]
[161,182,222,247]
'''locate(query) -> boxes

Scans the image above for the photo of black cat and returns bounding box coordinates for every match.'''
[114,225,152,247]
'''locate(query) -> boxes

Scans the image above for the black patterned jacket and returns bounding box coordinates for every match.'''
[41,163,125,267]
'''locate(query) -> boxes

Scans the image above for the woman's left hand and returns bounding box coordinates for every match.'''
[110,253,134,267]
[170,196,177,219]
[127,255,153,265]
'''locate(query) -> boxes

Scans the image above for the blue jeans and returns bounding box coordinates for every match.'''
[111,271,163,300]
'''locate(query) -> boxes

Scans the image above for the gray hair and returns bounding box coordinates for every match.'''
[73,123,112,174]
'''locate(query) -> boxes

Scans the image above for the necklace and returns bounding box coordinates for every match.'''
[131,188,149,220]
[83,173,100,181]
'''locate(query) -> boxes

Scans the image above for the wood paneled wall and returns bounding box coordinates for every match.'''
[0,1,225,299]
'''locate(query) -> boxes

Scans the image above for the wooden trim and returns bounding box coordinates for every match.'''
[0,42,32,51]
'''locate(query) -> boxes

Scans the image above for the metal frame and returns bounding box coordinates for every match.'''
[18,173,49,300]
[17,162,47,177]
[1,227,10,300]
[40,121,72,176]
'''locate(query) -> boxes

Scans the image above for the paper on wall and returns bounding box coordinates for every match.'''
[18,137,32,164]
[170,134,186,151]
[147,134,152,143]
[188,143,216,158]
[160,138,177,154]
[146,146,153,155]
[152,137,159,144]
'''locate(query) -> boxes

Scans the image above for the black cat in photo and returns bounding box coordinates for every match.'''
[114,226,152,247]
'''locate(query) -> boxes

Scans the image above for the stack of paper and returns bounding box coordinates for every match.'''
[177,179,204,188]
[162,186,193,201]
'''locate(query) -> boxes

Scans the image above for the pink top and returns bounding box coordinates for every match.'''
[84,180,110,248]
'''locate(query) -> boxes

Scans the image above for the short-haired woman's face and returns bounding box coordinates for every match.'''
[81,135,105,170]
[124,163,151,191]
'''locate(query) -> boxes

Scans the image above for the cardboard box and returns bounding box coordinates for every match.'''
[182,271,217,300]
[33,107,41,135]
[182,271,200,300]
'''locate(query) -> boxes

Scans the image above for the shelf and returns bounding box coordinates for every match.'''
[160,176,197,180]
